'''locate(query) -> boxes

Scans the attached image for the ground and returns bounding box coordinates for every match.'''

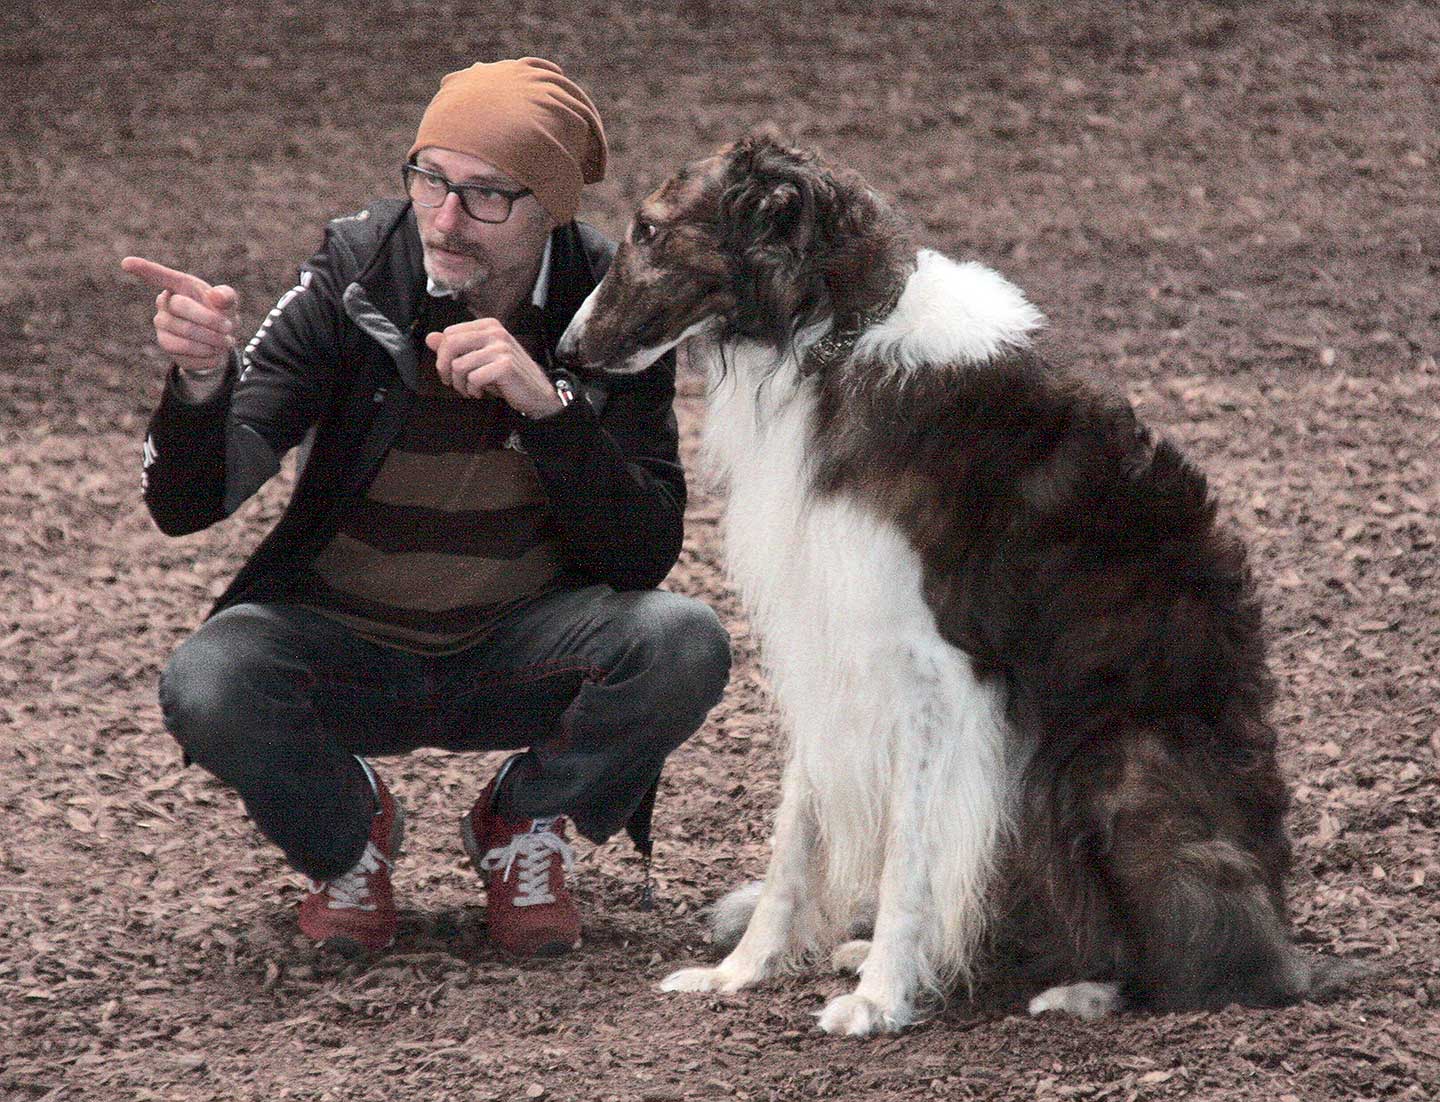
[2,1,1438,1099]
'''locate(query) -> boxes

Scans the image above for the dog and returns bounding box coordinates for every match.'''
[558,135,1355,1036]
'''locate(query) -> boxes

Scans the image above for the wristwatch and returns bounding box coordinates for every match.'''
[553,376,575,409]
[522,374,576,420]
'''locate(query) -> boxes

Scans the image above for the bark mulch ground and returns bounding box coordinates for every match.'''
[2,2,1436,1099]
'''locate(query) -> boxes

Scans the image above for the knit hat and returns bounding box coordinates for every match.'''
[408,57,606,223]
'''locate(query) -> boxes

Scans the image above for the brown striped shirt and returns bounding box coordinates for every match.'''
[291,297,564,654]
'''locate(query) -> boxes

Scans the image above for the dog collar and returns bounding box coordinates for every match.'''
[800,280,907,378]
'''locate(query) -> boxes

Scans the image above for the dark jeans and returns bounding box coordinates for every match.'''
[158,586,731,880]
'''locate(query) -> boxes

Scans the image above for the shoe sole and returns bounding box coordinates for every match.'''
[459,809,581,959]
[387,798,407,865]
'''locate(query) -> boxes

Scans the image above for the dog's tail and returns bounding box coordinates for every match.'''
[706,880,763,951]
[1301,949,1378,1000]
[1101,832,1378,1011]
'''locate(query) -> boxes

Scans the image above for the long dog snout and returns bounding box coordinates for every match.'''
[559,280,705,377]
[555,285,599,368]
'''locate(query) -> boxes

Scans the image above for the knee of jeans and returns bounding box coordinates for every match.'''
[638,593,732,708]
[158,634,275,765]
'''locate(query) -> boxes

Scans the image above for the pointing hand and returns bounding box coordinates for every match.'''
[121,256,239,374]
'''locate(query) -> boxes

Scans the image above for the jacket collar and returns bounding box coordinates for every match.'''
[538,220,602,352]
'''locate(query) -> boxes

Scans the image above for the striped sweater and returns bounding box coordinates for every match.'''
[292,299,562,653]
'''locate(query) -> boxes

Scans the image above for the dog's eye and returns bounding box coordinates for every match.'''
[631,219,658,246]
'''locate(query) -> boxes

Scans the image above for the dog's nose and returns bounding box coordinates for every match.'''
[555,331,585,371]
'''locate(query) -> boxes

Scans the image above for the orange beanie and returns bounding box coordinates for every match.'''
[408,57,606,223]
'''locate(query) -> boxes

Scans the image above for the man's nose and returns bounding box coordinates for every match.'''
[433,192,466,232]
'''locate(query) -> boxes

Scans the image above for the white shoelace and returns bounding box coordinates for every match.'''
[310,840,390,911]
[479,820,575,907]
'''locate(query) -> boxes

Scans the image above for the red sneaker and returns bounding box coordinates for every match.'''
[460,777,581,958]
[298,767,404,955]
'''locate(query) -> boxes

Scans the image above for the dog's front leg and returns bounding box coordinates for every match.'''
[816,717,993,1033]
[815,788,933,1035]
[661,758,820,993]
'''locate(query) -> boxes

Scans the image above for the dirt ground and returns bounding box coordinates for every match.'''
[2,1,1438,1098]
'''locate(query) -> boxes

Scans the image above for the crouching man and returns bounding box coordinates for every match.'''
[122,57,729,957]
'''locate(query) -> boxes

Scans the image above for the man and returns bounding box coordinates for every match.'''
[121,58,731,959]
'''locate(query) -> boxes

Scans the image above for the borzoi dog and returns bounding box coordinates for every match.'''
[558,135,1352,1036]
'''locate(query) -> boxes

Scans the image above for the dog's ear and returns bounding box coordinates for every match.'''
[753,180,810,250]
[722,136,838,258]
[717,137,841,346]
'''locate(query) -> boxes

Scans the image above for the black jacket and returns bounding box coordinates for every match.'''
[142,199,685,617]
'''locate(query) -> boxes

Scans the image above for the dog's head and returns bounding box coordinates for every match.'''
[558,134,911,375]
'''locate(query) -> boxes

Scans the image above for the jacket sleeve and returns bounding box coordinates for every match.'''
[141,225,355,536]
[515,355,686,591]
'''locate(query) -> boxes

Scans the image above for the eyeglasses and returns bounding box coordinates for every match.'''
[402,163,533,223]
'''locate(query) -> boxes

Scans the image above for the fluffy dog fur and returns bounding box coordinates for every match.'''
[558,135,1355,1035]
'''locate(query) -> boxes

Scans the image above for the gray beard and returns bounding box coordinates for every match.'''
[422,243,535,320]
[423,254,488,299]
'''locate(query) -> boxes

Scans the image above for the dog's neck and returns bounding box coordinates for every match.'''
[822,196,916,316]
[802,196,916,376]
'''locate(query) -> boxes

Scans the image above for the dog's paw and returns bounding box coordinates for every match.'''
[659,964,759,994]
[816,993,908,1037]
[1027,981,1121,1021]
[830,940,871,975]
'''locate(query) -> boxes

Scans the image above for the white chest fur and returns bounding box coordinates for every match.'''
[698,343,1012,922]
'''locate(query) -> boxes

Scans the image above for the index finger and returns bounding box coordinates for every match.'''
[427,329,457,383]
[120,256,214,302]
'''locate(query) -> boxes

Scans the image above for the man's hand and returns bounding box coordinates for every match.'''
[120,256,239,375]
[427,319,564,418]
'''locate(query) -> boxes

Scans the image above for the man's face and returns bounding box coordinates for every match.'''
[412,147,557,302]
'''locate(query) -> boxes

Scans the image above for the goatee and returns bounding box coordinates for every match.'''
[422,240,489,297]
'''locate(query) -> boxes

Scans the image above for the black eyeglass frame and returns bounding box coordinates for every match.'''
[401,162,534,223]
